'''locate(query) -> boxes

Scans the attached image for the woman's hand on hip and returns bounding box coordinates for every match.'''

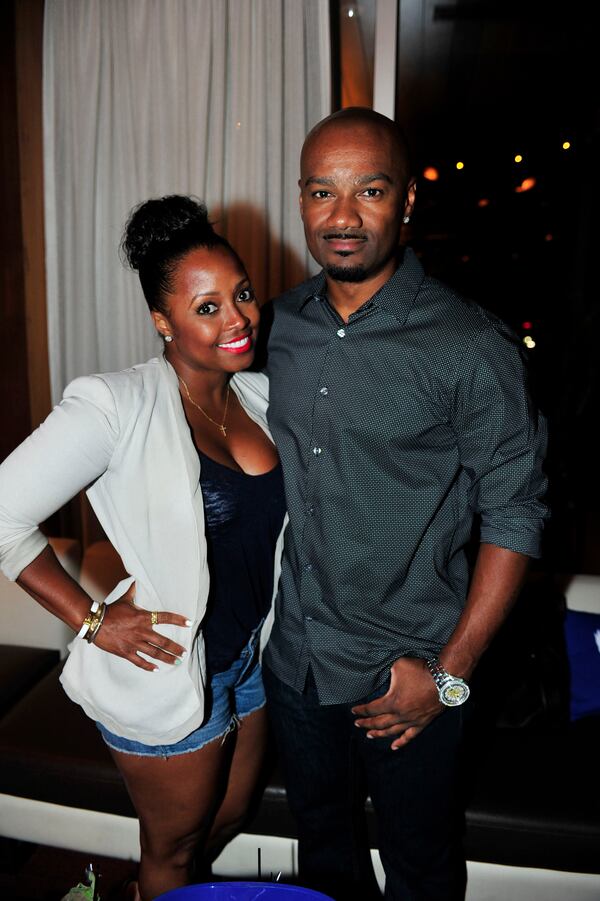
[94,582,191,670]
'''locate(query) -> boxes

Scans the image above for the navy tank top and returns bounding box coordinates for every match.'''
[199,447,286,675]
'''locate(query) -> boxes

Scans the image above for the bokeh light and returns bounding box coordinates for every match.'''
[515,177,536,193]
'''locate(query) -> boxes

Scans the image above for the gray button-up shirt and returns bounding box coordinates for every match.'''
[264,247,548,704]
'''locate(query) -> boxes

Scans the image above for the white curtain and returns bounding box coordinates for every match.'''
[43,0,331,402]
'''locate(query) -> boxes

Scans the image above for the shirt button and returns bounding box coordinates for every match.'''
[304,563,313,572]
[320,386,329,396]
[312,446,322,456]
[307,505,315,515]
[305,615,313,622]
[336,328,346,338]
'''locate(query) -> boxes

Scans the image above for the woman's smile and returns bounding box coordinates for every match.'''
[218,333,253,354]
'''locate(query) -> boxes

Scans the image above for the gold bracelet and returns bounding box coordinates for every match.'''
[86,602,107,644]
[77,599,100,639]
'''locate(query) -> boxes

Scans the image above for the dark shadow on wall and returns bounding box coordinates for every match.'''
[211,201,310,373]
[211,201,308,308]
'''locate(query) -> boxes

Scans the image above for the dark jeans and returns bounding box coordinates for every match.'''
[263,664,467,901]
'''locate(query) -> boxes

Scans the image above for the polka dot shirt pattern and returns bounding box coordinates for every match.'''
[264,247,548,705]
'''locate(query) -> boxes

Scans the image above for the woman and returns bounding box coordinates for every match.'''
[0,196,286,901]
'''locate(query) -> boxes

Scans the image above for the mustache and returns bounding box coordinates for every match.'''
[323,232,367,241]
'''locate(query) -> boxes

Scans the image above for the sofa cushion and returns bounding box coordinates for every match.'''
[564,608,600,720]
[0,645,59,720]
[0,663,134,818]
[463,715,600,873]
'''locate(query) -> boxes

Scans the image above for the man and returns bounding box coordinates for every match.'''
[263,108,548,900]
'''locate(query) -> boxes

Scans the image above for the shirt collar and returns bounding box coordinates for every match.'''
[295,246,426,326]
[295,271,327,311]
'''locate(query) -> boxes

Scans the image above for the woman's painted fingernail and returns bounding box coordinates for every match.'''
[181,650,188,658]
[185,619,192,627]
[174,658,182,666]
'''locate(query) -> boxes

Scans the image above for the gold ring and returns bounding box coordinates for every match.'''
[150,611,159,626]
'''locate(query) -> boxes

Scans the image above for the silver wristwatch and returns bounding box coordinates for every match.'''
[426,658,470,707]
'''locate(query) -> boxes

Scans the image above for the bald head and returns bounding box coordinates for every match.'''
[301,107,412,186]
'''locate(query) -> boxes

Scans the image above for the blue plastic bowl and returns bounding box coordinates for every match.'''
[155,882,335,901]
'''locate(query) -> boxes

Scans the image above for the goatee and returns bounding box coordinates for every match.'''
[325,264,369,283]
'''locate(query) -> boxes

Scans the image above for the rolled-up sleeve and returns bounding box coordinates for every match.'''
[0,376,119,580]
[452,328,549,558]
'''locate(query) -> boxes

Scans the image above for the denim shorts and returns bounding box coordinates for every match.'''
[97,628,266,757]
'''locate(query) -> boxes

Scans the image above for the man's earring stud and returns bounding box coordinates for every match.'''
[403,216,410,224]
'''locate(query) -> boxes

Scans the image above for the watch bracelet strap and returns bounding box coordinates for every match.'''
[426,656,445,684]
[426,656,464,688]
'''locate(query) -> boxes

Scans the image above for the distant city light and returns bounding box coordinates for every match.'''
[460,254,470,263]
[515,177,536,193]
[423,166,440,181]
[562,141,571,150]
[477,198,490,208]
[545,233,553,242]
[523,336,536,349]
[522,321,533,330]
[514,154,523,163]
[456,161,465,170]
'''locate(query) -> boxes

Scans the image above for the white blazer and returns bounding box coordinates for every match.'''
[0,356,284,744]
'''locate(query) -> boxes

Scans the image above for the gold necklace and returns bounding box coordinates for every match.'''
[177,375,231,437]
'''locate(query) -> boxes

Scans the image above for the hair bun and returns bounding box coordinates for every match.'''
[122,195,210,271]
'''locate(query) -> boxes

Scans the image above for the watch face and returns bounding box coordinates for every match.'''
[440,680,470,706]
